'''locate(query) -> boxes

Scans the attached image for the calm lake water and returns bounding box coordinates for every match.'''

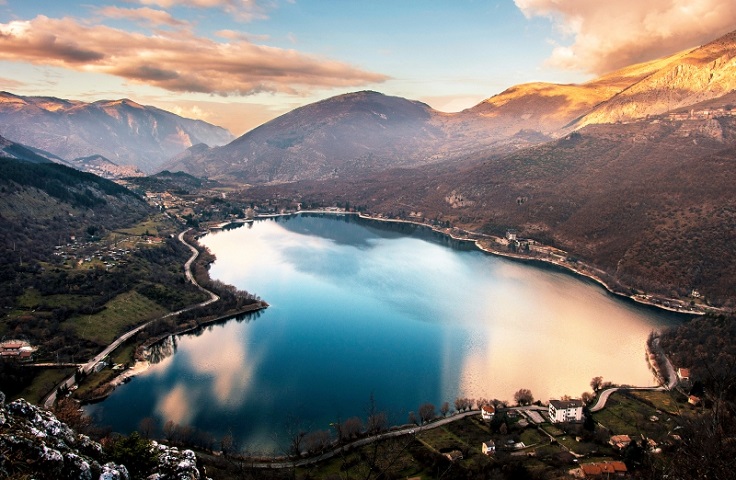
[87,213,682,453]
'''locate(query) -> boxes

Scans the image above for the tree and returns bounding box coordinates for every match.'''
[341,416,363,440]
[367,411,388,435]
[220,432,235,456]
[163,420,178,442]
[408,411,418,426]
[106,432,159,479]
[590,376,604,392]
[366,393,388,435]
[514,388,534,406]
[303,430,332,454]
[440,401,450,417]
[138,417,157,439]
[52,398,92,434]
[581,391,594,405]
[418,403,436,424]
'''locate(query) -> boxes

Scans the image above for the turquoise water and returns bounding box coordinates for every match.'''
[86,214,680,453]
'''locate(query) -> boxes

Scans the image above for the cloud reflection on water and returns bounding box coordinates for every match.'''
[456,261,663,403]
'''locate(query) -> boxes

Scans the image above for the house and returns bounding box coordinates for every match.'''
[0,340,34,362]
[688,395,701,406]
[482,440,495,456]
[481,404,495,421]
[677,368,690,382]
[609,434,632,450]
[548,399,584,423]
[580,461,628,477]
[505,230,517,241]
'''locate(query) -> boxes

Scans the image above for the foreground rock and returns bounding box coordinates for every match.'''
[0,392,208,480]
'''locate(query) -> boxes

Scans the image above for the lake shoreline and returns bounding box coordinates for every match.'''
[79,302,268,405]
[87,212,684,453]
[240,210,706,317]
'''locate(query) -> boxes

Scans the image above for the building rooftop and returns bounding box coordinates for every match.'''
[549,399,583,409]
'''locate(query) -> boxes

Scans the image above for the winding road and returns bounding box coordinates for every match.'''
[43,228,220,408]
[589,337,678,413]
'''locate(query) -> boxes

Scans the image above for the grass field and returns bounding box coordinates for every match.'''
[14,368,76,405]
[16,288,89,310]
[591,391,678,441]
[66,291,168,345]
[629,390,686,416]
[114,214,174,237]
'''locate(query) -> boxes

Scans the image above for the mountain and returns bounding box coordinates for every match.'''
[0,92,234,173]
[0,134,56,164]
[573,31,736,128]
[162,90,563,183]
[461,50,689,136]
[0,156,151,289]
[162,91,450,182]
[164,30,736,185]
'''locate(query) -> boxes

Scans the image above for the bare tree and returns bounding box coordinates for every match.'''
[138,417,157,439]
[342,416,363,440]
[52,398,93,434]
[163,420,178,442]
[440,401,450,417]
[366,393,388,435]
[514,388,534,406]
[454,397,473,411]
[581,391,594,404]
[419,403,436,424]
[367,411,388,435]
[220,432,235,456]
[303,430,332,454]
[289,430,306,457]
[408,411,418,426]
[590,376,604,392]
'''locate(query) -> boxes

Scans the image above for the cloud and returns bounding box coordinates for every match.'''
[135,0,270,21]
[515,0,736,74]
[0,76,26,90]
[0,15,388,96]
[96,6,189,27]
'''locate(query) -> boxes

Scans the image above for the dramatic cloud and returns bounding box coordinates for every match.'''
[96,6,189,27]
[0,15,388,96]
[516,0,736,74]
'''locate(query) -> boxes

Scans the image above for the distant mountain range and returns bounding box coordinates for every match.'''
[162,28,736,184]
[0,92,234,175]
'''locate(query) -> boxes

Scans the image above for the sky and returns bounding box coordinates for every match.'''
[1,1,735,136]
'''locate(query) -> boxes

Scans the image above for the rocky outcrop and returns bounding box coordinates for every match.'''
[574,30,736,128]
[0,392,208,480]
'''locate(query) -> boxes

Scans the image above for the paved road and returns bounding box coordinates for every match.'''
[589,337,678,413]
[239,406,550,469]
[43,228,219,409]
[247,410,482,469]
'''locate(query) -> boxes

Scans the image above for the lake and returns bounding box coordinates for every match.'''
[86,213,682,453]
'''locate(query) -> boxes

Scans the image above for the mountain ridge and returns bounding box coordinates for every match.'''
[0,91,234,174]
[161,28,736,185]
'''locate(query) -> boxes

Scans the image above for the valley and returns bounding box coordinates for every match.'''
[0,14,735,479]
